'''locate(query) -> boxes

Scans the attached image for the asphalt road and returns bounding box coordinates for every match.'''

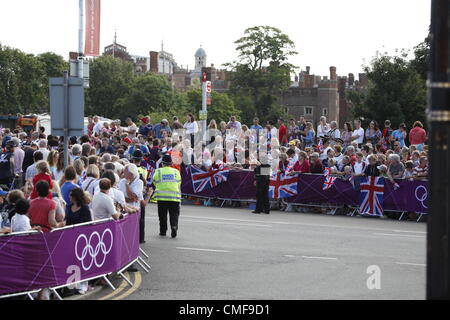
[94,203,426,300]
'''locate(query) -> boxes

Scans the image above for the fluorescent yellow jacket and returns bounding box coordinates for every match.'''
[152,166,182,202]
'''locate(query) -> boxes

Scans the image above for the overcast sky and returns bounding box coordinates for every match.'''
[0,0,431,77]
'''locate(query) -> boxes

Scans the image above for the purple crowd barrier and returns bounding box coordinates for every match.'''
[0,213,140,296]
[180,167,429,213]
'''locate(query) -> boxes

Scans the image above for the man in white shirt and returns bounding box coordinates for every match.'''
[328,121,341,139]
[38,140,50,162]
[317,116,330,140]
[118,164,144,210]
[25,151,44,182]
[351,119,365,147]
[92,179,121,220]
[125,118,138,139]
[93,116,104,136]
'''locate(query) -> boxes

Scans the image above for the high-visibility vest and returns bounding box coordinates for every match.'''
[152,166,181,202]
[137,166,148,181]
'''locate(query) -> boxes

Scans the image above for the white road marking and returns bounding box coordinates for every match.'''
[152,214,425,234]
[181,219,272,228]
[146,216,271,228]
[283,254,338,260]
[396,262,426,267]
[176,247,231,253]
[374,233,425,238]
[392,230,426,234]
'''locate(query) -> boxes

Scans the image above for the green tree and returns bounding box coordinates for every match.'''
[409,35,430,81]
[348,52,426,128]
[0,45,47,114]
[86,55,134,119]
[225,26,297,123]
[37,52,68,111]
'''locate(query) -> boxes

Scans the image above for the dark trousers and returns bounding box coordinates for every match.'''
[255,178,270,213]
[157,201,180,233]
[140,203,146,243]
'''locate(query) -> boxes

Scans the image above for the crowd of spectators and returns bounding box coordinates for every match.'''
[0,114,429,285]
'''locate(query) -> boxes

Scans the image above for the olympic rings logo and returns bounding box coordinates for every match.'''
[415,185,428,209]
[75,229,114,271]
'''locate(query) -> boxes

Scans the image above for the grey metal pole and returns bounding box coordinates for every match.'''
[201,80,207,145]
[427,0,450,300]
[78,0,84,79]
[63,71,70,168]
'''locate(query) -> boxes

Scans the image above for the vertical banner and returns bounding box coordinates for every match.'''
[84,0,101,56]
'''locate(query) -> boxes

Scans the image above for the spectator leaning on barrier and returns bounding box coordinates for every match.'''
[10,199,38,233]
[92,178,121,221]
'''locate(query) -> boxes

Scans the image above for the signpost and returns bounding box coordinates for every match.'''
[49,72,85,167]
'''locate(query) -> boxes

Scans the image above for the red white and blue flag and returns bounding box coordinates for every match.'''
[269,172,298,199]
[322,167,336,190]
[190,166,230,193]
[323,176,337,190]
[359,176,385,216]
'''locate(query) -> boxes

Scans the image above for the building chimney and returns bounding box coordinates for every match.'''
[306,66,310,75]
[330,66,337,80]
[348,73,355,86]
[149,51,159,73]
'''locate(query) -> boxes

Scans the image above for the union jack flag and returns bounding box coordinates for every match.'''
[269,172,298,199]
[142,159,156,187]
[323,167,332,177]
[359,176,385,216]
[323,175,337,190]
[190,165,230,193]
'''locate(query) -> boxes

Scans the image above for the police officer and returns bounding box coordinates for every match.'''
[253,153,271,214]
[152,154,181,238]
[132,149,148,243]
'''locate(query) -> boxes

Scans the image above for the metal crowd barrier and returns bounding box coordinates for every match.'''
[0,215,151,300]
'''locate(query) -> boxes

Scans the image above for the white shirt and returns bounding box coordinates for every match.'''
[11,214,32,233]
[317,124,330,138]
[82,177,99,196]
[92,191,116,220]
[25,163,37,181]
[333,153,344,164]
[352,161,365,175]
[118,178,144,208]
[329,128,341,139]
[183,121,199,135]
[93,122,104,135]
[352,127,365,144]
[94,186,126,205]
[127,124,138,139]
[38,148,50,161]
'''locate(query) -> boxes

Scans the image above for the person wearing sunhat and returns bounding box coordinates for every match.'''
[152,154,181,238]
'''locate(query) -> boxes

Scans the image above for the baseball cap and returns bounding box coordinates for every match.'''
[123,137,132,144]
[0,189,8,197]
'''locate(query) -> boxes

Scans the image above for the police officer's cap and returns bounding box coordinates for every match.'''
[132,149,143,160]
[162,154,172,165]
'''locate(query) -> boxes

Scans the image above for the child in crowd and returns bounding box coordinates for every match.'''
[11,199,41,233]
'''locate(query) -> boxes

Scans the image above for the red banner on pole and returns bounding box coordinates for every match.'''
[84,0,101,56]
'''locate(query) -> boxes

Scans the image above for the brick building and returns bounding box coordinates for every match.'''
[282,66,368,129]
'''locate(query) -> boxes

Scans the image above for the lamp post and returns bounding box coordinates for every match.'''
[426,0,450,300]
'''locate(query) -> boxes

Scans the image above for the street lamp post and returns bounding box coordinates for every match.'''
[427,0,450,300]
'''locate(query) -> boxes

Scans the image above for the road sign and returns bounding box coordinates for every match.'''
[199,110,208,120]
[206,81,212,93]
[49,76,85,137]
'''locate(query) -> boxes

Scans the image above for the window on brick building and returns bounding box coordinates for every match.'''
[322,108,328,116]
[304,107,313,115]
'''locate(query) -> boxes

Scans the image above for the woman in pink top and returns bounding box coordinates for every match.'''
[409,121,427,151]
